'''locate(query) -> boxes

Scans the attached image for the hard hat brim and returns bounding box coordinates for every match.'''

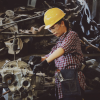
[44,8,66,29]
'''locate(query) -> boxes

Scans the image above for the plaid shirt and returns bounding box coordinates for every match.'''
[45,31,86,99]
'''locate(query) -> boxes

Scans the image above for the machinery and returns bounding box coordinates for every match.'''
[0,59,55,100]
[0,0,100,56]
[0,57,100,100]
[82,58,100,90]
[0,1,100,99]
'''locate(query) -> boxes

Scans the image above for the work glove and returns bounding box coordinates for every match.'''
[28,55,41,69]
[33,60,49,74]
[33,60,57,77]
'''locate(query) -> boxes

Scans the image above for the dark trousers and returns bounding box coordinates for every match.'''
[56,87,84,100]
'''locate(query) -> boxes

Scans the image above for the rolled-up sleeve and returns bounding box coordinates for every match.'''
[60,31,77,54]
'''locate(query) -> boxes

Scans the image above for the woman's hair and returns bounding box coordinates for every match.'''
[56,18,70,32]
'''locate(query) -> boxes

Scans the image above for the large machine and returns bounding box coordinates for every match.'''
[0,59,55,100]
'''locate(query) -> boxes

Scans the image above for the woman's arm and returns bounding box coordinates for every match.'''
[46,47,65,63]
[41,57,47,62]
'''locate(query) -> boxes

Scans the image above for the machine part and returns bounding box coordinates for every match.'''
[64,0,93,39]
[83,37,100,52]
[0,18,4,26]
[4,74,15,85]
[85,59,96,66]
[5,10,14,18]
[27,0,37,7]
[0,60,33,100]
[0,59,55,100]
[82,59,100,90]
[3,18,18,33]
[0,13,44,27]
[5,38,23,54]
[3,88,9,100]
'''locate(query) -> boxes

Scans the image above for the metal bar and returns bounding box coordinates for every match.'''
[0,14,44,27]
[83,37,100,52]
[0,23,16,32]
[44,1,52,8]
[2,90,10,95]
[0,34,54,42]
[0,32,54,36]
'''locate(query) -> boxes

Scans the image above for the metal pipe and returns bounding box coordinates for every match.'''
[83,37,100,52]
[44,1,52,8]
[0,14,44,27]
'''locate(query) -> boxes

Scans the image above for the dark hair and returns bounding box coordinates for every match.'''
[56,18,70,32]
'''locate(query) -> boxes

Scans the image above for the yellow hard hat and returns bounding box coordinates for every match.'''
[44,8,66,29]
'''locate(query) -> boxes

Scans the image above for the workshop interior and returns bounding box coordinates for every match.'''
[0,0,100,100]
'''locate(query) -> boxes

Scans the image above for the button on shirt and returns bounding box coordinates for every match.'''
[45,31,86,99]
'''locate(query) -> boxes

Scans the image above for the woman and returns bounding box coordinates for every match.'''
[30,8,86,100]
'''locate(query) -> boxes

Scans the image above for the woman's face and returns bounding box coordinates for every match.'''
[48,21,67,37]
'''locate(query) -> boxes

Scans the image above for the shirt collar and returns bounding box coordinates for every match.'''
[58,32,67,41]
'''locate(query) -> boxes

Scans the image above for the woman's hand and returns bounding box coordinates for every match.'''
[33,60,49,74]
